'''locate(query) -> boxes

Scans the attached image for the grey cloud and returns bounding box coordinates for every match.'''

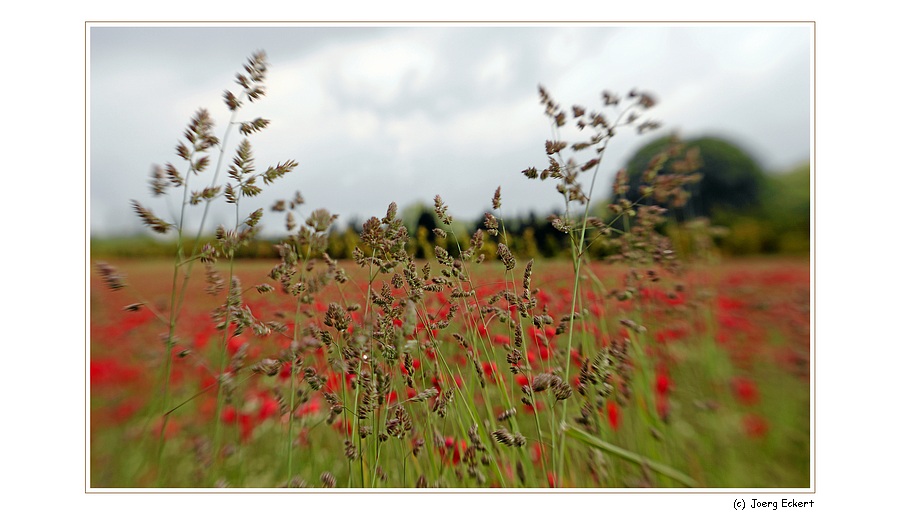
[89,23,811,238]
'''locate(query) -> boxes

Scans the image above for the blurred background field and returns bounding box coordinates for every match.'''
[90,254,809,488]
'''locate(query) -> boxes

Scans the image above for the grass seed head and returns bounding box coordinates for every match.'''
[497,243,516,271]
[320,472,336,488]
[95,262,126,291]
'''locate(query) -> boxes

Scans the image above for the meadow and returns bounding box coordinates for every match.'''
[90,255,809,488]
[89,51,810,489]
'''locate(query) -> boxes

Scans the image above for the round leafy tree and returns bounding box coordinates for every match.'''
[624,135,766,219]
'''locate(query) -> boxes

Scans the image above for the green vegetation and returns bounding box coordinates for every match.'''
[622,135,809,256]
[90,53,810,489]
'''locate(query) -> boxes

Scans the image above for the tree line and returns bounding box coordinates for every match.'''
[92,135,810,260]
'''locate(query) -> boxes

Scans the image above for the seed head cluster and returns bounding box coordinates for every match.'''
[94,53,719,489]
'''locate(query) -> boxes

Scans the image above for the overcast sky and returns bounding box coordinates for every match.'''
[88,23,811,237]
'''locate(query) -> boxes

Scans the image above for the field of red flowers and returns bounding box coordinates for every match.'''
[89,255,810,489]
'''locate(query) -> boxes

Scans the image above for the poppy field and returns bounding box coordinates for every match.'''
[89,255,810,488]
[88,50,811,490]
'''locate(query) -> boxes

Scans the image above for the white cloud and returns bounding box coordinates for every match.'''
[89,24,812,236]
[332,32,439,107]
[475,47,514,91]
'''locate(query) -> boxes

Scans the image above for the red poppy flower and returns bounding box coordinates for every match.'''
[539,345,551,360]
[333,419,353,437]
[238,413,254,442]
[716,296,744,311]
[226,334,247,355]
[743,414,768,438]
[279,361,292,379]
[655,372,672,396]
[439,436,466,465]
[297,397,321,416]
[258,395,280,421]
[193,325,216,350]
[528,326,544,345]
[536,290,552,305]
[481,361,498,380]
[523,400,545,414]
[569,349,582,366]
[606,401,620,431]
[90,359,140,387]
[221,405,237,424]
[731,377,760,405]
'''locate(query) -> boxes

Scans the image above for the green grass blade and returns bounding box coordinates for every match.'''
[561,423,698,487]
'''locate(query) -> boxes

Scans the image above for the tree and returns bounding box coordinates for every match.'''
[760,161,810,254]
[624,135,766,221]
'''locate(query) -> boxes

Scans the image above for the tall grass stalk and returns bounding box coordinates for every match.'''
[125,52,296,485]
[519,86,704,485]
